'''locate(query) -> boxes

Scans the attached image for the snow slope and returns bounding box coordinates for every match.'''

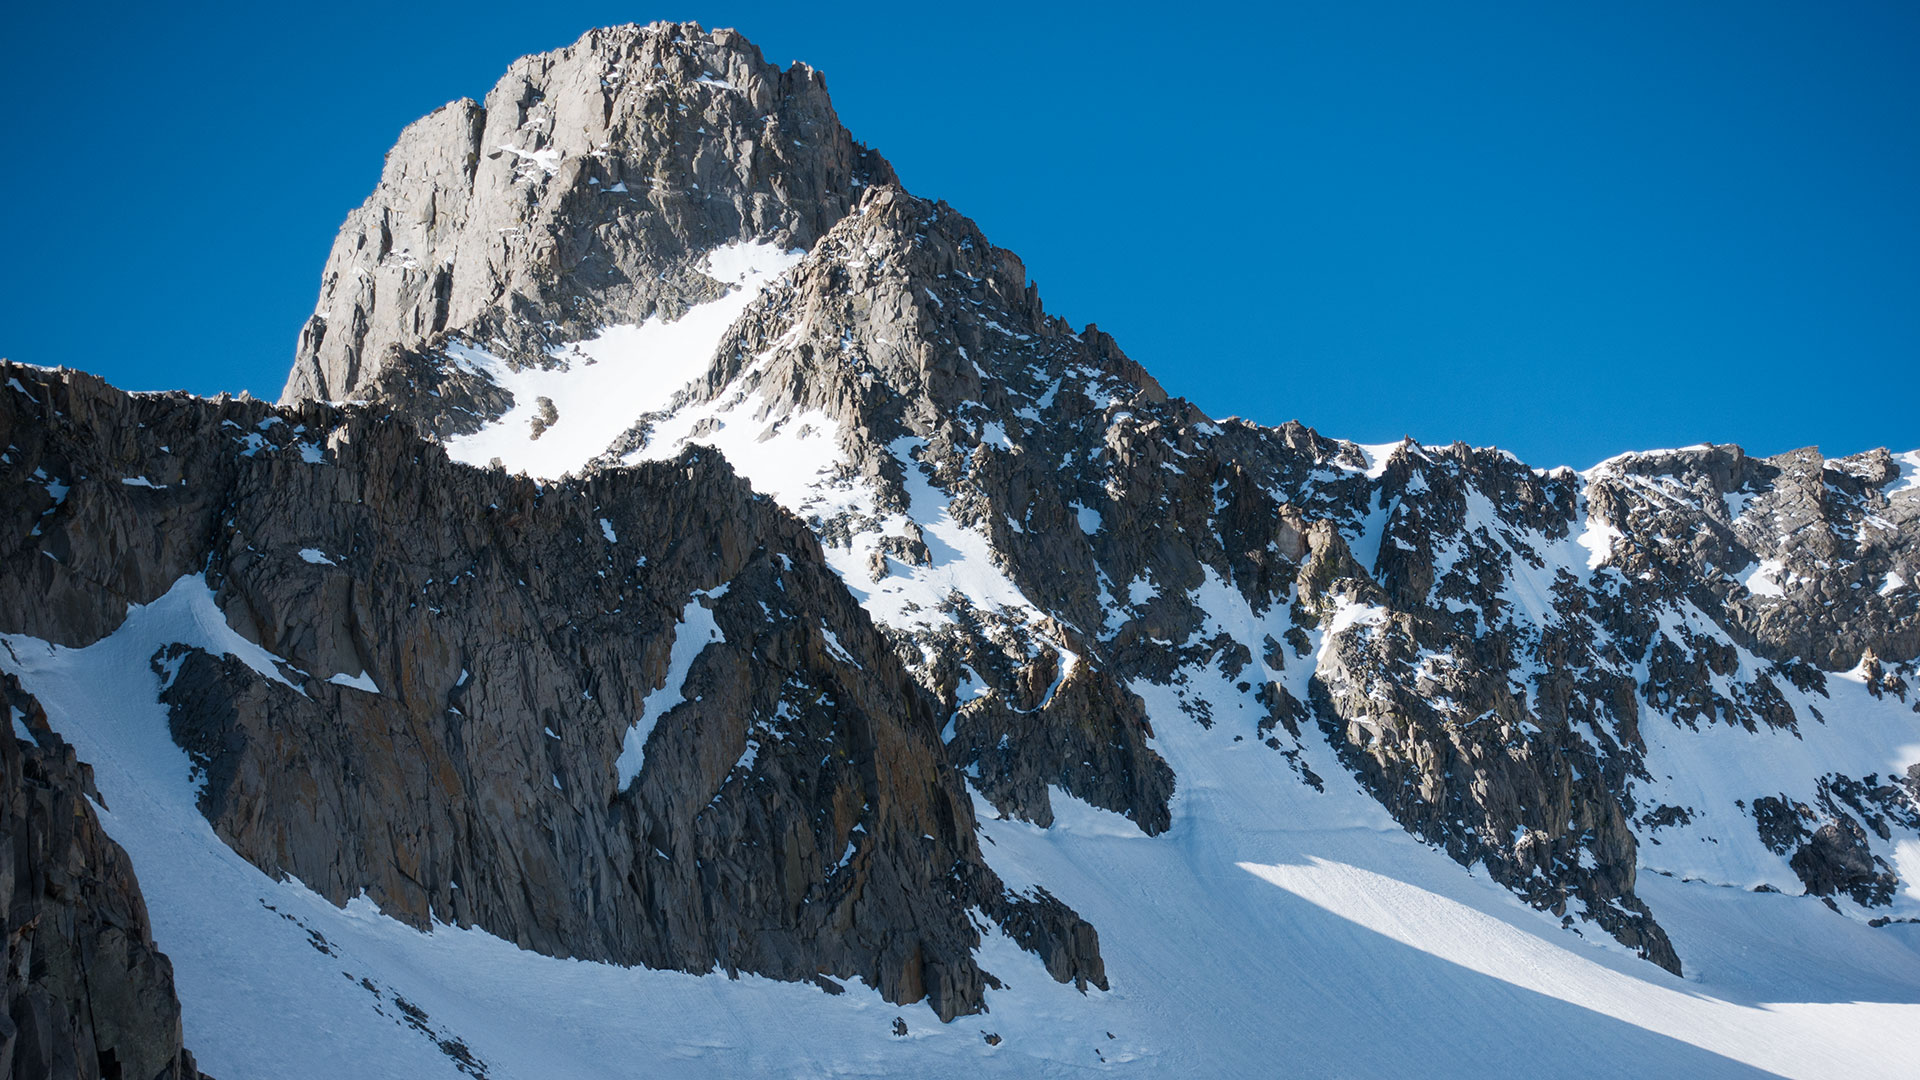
[442,241,805,478]
[614,584,728,790]
[625,389,1048,637]
[5,577,1918,1079]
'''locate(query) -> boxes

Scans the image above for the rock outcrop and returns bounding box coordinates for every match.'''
[1,675,202,1080]
[2,362,1102,1021]
[2,20,1917,1065]
[283,22,892,409]
[263,22,1920,975]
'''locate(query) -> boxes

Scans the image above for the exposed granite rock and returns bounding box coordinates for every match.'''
[602,174,1687,964]
[1586,443,1920,671]
[17,20,1918,1030]
[0,674,203,1080]
[1765,772,1920,907]
[1791,818,1891,906]
[514,148,1920,968]
[2,362,1102,1020]
[594,181,1188,836]
[283,22,894,409]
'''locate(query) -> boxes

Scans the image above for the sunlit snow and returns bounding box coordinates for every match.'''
[1887,450,1920,496]
[327,670,380,694]
[443,241,805,479]
[1739,558,1787,598]
[4,565,1920,1077]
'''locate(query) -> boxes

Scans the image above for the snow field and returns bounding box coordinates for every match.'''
[443,241,805,479]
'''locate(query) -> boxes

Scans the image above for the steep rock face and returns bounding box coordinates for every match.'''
[318,20,1920,969]
[284,21,892,408]
[572,178,1693,966]
[0,675,202,1080]
[1,362,1103,1020]
[610,183,1188,835]
[1584,443,1920,671]
[1299,446,1676,966]
[1276,438,1919,955]
[4,24,1910,1061]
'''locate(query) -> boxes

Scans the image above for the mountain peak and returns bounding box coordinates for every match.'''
[283,22,890,405]
[10,21,1912,1077]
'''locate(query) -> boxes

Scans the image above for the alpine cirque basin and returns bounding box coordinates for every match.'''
[2,22,1917,1080]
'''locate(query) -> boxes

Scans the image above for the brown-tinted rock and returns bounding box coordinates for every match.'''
[0,675,203,1080]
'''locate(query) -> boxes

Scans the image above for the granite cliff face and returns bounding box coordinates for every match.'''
[1,363,1101,1025]
[1,675,201,1080]
[2,19,1918,1079]
[283,23,891,413]
[308,24,1919,963]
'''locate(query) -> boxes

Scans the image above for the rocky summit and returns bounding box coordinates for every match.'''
[3,21,1918,1080]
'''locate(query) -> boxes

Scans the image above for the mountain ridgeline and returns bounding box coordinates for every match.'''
[2,21,1917,1079]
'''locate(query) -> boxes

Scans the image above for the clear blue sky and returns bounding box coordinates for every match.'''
[4,1,1915,468]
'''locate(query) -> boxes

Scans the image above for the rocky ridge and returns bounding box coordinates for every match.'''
[2,362,1102,1022]
[1,674,202,1080]
[0,19,1917,1072]
[294,23,1920,974]
[284,22,891,416]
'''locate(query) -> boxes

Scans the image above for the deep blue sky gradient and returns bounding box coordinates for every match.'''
[3,1,1915,468]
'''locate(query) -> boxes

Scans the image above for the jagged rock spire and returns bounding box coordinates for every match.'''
[284,22,892,404]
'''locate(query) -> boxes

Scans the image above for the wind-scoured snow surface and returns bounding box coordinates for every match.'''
[442,240,805,478]
[5,577,1920,1078]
